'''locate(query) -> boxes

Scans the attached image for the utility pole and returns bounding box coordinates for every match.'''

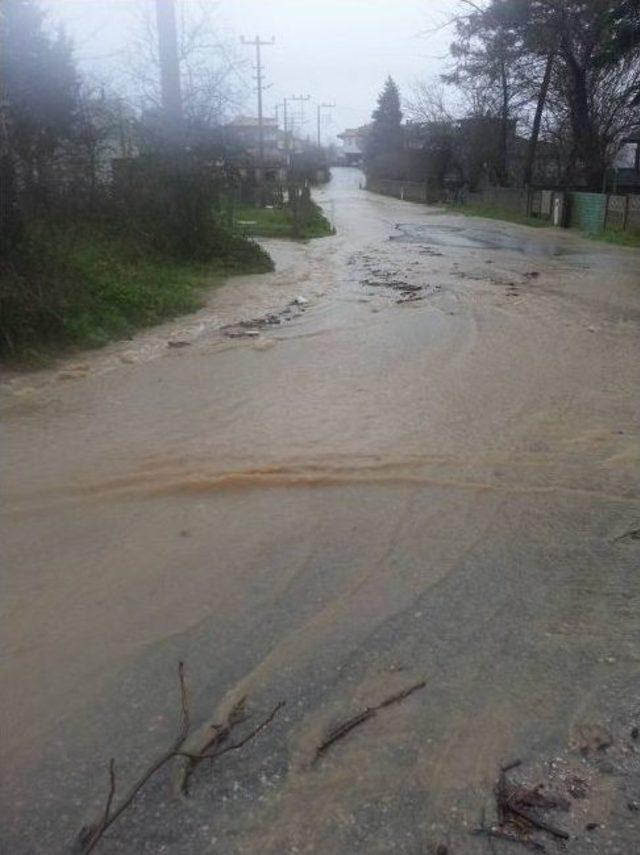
[240,35,275,186]
[281,97,291,148]
[286,95,310,153]
[316,102,335,148]
[155,0,183,142]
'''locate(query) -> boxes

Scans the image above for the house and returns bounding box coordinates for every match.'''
[337,127,369,166]
[224,116,286,181]
[612,136,640,192]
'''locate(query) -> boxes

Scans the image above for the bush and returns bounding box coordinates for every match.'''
[111,154,274,266]
[0,153,274,357]
[0,219,272,357]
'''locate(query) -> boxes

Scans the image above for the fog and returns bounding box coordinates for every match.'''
[43,0,459,138]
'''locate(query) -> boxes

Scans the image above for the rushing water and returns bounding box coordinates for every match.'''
[2,169,640,853]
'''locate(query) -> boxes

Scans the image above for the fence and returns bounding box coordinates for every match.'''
[365,177,440,204]
[367,177,640,237]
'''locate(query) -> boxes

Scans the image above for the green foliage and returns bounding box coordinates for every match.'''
[588,228,640,248]
[0,0,78,174]
[109,155,273,268]
[452,203,549,228]
[366,77,404,179]
[0,0,79,254]
[0,1,275,359]
[0,223,272,356]
[233,200,333,240]
[446,0,640,189]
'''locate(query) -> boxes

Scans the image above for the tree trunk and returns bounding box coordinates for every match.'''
[562,48,605,190]
[499,57,510,185]
[0,151,23,258]
[523,52,555,187]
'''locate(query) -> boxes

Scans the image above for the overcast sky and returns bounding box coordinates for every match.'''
[44,0,460,140]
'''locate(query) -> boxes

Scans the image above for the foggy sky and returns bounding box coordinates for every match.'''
[43,0,460,141]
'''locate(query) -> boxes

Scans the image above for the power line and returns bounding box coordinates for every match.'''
[240,35,275,183]
[286,94,310,148]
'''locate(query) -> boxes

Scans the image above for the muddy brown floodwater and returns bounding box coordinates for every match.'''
[2,168,640,854]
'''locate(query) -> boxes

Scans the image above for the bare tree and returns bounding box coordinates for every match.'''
[122,0,247,134]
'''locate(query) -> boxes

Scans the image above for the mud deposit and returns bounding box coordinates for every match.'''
[2,169,639,854]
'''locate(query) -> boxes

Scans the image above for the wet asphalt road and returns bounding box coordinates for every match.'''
[2,169,640,853]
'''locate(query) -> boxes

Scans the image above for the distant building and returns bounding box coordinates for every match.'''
[225,116,286,181]
[337,127,369,166]
[612,136,640,192]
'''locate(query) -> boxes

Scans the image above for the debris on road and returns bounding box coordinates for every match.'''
[312,679,426,764]
[222,301,308,340]
[76,662,284,854]
[471,761,570,851]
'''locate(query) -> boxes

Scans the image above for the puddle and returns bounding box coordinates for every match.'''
[390,223,592,258]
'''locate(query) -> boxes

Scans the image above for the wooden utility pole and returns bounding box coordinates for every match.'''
[316,102,335,148]
[240,35,275,183]
[287,94,310,152]
[155,0,183,140]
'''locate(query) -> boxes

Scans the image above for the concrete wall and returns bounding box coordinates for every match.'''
[366,178,439,204]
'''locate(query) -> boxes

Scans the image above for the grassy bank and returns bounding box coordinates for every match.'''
[451,203,640,247]
[234,200,333,240]
[0,224,273,359]
[451,203,549,229]
[585,228,640,248]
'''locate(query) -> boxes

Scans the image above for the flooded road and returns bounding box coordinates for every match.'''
[2,168,640,853]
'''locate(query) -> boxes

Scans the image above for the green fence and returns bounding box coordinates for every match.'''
[567,192,606,234]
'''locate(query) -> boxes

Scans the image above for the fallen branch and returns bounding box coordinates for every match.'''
[507,805,570,841]
[313,679,426,762]
[76,664,284,854]
[487,761,570,850]
[172,700,286,763]
[102,759,116,829]
[470,826,546,851]
[170,695,248,797]
[176,660,190,745]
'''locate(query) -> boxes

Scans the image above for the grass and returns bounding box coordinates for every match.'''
[0,224,273,359]
[584,228,640,248]
[452,203,640,247]
[451,203,549,229]
[233,200,334,240]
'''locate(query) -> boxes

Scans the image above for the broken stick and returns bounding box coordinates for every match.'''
[313,679,426,762]
[76,663,284,854]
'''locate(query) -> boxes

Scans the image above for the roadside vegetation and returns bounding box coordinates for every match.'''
[450,203,640,247]
[0,223,271,358]
[362,2,640,244]
[587,228,640,248]
[233,198,333,240]
[0,0,274,360]
[451,203,549,229]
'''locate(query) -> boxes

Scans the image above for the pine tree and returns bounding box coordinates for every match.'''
[366,76,404,178]
[0,0,78,201]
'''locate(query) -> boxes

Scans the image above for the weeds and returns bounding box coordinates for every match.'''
[233,199,333,240]
[0,222,272,358]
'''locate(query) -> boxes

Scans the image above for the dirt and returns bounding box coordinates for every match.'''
[1,168,639,854]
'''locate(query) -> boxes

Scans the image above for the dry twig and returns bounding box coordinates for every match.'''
[76,663,284,854]
[470,826,546,851]
[313,679,426,762]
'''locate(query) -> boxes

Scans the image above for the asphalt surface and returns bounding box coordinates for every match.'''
[2,168,640,853]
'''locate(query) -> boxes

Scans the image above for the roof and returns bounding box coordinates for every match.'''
[337,125,370,140]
